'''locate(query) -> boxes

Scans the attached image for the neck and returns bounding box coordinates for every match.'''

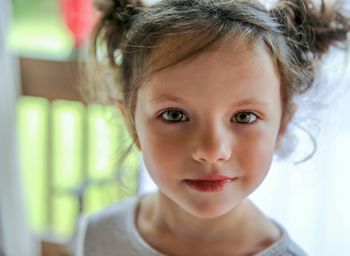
[137,191,280,256]
[145,191,253,242]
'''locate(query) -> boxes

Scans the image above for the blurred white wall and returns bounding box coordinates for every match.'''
[0,0,38,255]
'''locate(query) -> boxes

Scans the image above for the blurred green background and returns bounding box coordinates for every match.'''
[10,0,141,239]
[10,0,72,59]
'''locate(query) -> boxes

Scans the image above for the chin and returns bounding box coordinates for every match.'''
[185,200,236,219]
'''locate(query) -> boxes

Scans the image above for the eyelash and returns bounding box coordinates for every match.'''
[233,111,259,124]
[159,108,189,123]
[158,108,260,124]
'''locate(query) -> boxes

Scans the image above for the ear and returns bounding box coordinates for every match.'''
[277,103,297,142]
[117,101,141,150]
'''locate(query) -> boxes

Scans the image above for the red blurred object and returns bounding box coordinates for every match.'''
[60,0,96,47]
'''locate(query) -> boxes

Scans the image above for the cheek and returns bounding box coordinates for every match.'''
[136,122,190,179]
[236,130,277,180]
[140,124,189,156]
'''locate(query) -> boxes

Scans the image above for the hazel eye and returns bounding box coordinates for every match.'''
[232,112,258,124]
[161,109,188,123]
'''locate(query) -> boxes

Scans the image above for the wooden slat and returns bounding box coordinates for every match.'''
[19,58,83,102]
[41,240,69,256]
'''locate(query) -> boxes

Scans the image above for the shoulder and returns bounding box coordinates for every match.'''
[257,221,308,256]
[87,197,136,229]
[83,197,139,256]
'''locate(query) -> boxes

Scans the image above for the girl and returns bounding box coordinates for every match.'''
[79,0,350,255]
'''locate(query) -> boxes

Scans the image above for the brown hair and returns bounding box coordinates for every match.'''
[83,0,350,144]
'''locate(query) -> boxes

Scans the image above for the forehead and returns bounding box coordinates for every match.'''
[140,39,281,107]
[145,33,253,75]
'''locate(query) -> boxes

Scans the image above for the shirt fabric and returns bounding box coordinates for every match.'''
[81,197,308,256]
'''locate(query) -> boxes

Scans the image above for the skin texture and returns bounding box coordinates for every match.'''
[119,40,286,255]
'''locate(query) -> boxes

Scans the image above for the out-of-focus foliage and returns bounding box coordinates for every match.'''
[9,0,73,59]
[17,96,140,237]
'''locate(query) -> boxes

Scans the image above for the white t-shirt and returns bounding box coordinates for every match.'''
[78,197,308,256]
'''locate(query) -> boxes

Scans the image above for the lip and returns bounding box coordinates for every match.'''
[195,174,234,181]
[184,175,236,193]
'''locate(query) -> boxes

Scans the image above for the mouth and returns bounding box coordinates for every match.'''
[183,175,236,193]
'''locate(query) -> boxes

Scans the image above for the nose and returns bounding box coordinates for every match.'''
[192,124,232,164]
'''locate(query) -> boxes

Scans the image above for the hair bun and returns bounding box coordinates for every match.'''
[111,1,142,28]
[271,0,350,65]
[94,0,143,29]
[92,0,144,66]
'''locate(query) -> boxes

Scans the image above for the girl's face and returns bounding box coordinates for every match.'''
[132,41,284,219]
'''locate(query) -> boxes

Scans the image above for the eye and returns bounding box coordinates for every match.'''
[232,112,258,124]
[160,109,188,123]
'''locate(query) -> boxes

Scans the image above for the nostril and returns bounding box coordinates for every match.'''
[192,145,231,164]
[192,126,232,163]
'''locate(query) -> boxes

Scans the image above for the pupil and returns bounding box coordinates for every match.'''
[239,113,249,122]
[170,111,180,120]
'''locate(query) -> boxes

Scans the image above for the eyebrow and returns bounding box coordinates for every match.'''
[231,98,270,108]
[151,95,186,104]
[151,94,269,107]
